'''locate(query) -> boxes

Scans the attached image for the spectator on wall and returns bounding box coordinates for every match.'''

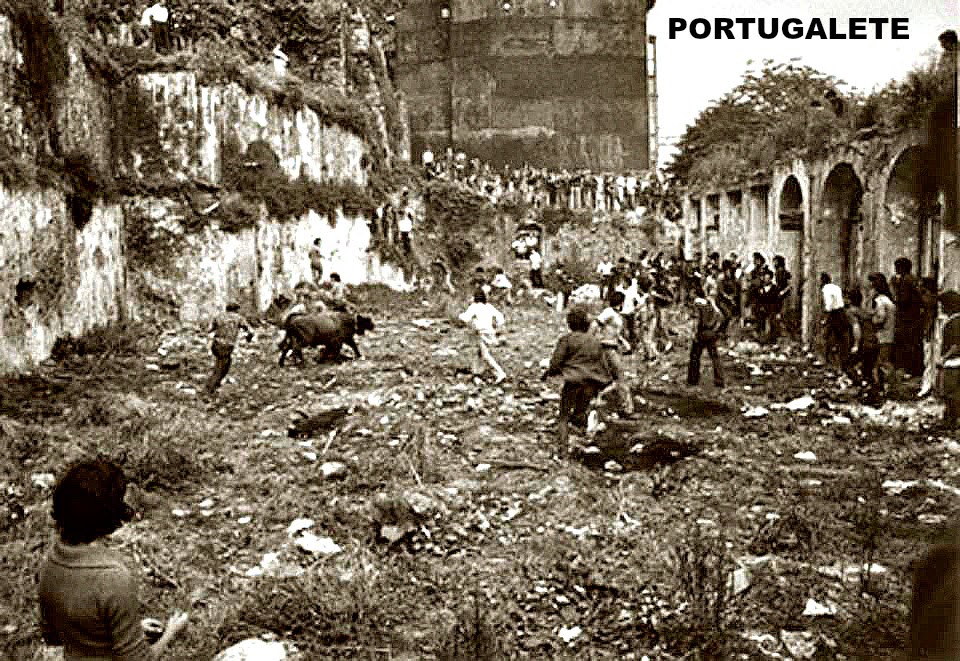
[309,238,324,284]
[140,2,171,54]
[528,247,543,289]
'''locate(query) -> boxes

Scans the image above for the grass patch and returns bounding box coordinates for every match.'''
[220,551,412,653]
[110,412,232,491]
[49,321,154,362]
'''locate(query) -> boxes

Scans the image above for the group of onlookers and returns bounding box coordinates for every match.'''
[819,257,946,405]
[420,147,651,211]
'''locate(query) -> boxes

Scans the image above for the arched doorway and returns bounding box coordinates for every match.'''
[882,145,941,279]
[777,176,804,319]
[820,164,863,288]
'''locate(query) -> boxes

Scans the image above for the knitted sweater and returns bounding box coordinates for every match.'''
[39,539,150,660]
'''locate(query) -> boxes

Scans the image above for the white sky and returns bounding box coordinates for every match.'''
[647,0,958,169]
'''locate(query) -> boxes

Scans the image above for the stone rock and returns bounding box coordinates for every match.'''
[779,630,817,659]
[30,473,56,490]
[294,532,342,556]
[801,598,837,617]
[213,639,287,661]
[320,462,348,480]
[784,396,815,411]
[286,518,314,536]
[730,567,751,596]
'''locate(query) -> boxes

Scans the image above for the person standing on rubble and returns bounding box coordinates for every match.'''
[892,257,925,381]
[937,291,960,429]
[686,282,725,389]
[869,272,897,395]
[205,302,254,396]
[820,273,849,369]
[528,246,544,289]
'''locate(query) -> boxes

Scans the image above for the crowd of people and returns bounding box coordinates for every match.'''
[817,257,944,405]
[35,248,960,660]
[463,244,960,433]
[420,146,654,212]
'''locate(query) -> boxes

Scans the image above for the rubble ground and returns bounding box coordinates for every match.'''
[0,288,954,659]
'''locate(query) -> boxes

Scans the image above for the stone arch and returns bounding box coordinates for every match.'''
[819,163,863,289]
[776,175,805,318]
[880,144,941,278]
[778,176,803,231]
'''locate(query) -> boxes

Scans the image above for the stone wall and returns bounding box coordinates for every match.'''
[129,197,405,324]
[0,11,407,371]
[0,186,124,371]
[131,71,368,186]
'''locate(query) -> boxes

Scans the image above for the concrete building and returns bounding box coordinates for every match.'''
[396,0,656,170]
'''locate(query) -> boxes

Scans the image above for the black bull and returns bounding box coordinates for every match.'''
[278,312,375,366]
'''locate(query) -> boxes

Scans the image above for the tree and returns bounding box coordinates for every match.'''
[666,59,852,188]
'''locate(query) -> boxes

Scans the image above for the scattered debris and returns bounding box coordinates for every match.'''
[802,598,838,617]
[558,625,583,643]
[744,406,770,418]
[293,532,342,556]
[320,462,348,479]
[779,630,817,659]
[30,473,55,489]
[213,638,288,661]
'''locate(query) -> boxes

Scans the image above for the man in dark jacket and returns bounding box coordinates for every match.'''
[892,257,924,378]
[687,284,725,388]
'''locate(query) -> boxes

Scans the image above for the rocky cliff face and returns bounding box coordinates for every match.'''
[0,4,409,371]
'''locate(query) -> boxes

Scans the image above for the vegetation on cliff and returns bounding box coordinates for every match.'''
[667,54,952,189]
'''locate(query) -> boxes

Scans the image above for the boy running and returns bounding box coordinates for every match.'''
[459,290,507,385]
[594,291,635,417]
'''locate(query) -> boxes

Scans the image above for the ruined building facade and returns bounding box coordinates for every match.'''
[682,130,957,346]
[396,0,656,170]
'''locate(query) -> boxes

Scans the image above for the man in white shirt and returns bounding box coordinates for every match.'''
[397,207,413,253]
[616,277,642,350]
[459,290,507,384]
[528,248,543,288]
[820,272,849,367]
[597,256,614,300]
[140,2,171,53]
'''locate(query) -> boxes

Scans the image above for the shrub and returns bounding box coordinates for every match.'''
[220,552,409,651]
[114,413,230,491]
[7,0,70,133]
[435,591,504,661]
[664,520,735,656]
[49,322,151,362]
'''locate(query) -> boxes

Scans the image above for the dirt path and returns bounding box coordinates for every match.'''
[0,293,954,659]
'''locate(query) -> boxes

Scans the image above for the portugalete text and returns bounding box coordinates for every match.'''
[668,17,909,40]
